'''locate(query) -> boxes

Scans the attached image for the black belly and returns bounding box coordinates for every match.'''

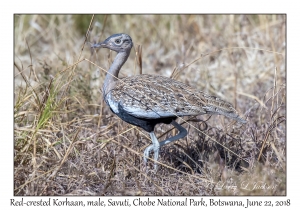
[111,103,176,132]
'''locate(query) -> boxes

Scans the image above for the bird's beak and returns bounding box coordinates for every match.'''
[91,41,107,49]
[90,41,108,55]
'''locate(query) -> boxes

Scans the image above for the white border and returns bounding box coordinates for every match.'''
[3,0,298,208]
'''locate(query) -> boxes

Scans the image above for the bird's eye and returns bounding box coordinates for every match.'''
[115,39,121,44]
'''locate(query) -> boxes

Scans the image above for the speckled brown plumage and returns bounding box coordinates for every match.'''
[107,74,246,123]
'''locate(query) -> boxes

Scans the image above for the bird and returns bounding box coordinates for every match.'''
[91,33,246,169]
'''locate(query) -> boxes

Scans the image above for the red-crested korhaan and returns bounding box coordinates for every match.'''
[91,33,246,169]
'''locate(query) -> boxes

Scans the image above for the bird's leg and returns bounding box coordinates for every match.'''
[159,120,188,147]
[143,132,160,169]
[143,120,187,170]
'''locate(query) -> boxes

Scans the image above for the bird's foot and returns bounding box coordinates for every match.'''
[143,145,153,163]
[143,144,160,170]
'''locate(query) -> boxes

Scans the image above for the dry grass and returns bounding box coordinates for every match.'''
[14,14,286,196]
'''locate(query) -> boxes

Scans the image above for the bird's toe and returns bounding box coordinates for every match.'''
[143,145,153,163]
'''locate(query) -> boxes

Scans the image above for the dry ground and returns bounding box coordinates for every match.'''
[14,14,286,195]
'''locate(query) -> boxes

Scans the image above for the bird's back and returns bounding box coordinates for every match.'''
[105,74,246,123]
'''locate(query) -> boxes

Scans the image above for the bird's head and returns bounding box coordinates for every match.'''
[91,33,133,53]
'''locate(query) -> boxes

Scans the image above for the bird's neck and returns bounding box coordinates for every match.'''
[103,51,130,95]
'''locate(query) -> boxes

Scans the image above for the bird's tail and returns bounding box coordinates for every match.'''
[202,95,247,124]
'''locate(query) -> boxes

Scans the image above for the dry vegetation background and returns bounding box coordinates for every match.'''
[14,14,286,196]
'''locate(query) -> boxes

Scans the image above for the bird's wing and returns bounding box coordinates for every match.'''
[107,74,207,119]
[107,74,246,123]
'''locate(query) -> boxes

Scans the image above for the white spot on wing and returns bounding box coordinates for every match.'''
[105,93,119,114]
[122,106,178,119]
